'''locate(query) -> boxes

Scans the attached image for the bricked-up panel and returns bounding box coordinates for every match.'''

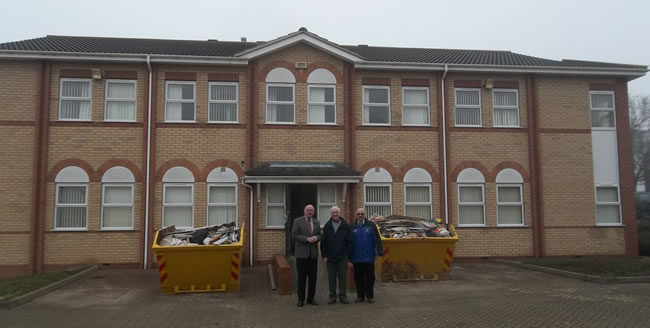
[544,227,625,256]
[356,130,439,175]
[453,228,534,257]
[155,128,246,169]
[164,72,197,81]
[208,73,239,82]
[104,70,138,79]
[43,232,141,265]
[60,69,92,78]
[257,129,345,162]
[0,126,35,232]
[361,77,391,86]
[0,61,40,121]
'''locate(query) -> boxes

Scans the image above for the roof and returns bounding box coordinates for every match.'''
[245,162,360,177]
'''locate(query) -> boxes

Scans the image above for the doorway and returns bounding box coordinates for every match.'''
[285,184,317,256]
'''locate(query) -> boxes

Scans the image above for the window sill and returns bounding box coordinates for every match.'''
[307,122,337,126]
[57,119,92,122]
[163,121,197,124]
[495,225,529,228]
[208,121,240,124]
[596,224,625,227]
[265,122,297,125]
[51,228,88,232]
[264,226,285,230]
[402,124,431,127]
[362,123,392,126]
[99,228,135,231]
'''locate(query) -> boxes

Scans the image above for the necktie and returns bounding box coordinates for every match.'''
[307,218,312,236]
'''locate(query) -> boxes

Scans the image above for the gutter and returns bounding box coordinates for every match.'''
[441,65,449,223]
[143,55,152,269]
[241,179,254,267]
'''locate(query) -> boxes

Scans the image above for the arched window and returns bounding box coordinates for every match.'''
[363,168,392,217]
[266,67,296,123]
[457,168,485,226]
[403,168,433,219]
[495,168,524,226]
[162,166,194,229]
[206,167,238,226]
[101,166,135,229]
[54,166,89,230]
[307,69,336,125]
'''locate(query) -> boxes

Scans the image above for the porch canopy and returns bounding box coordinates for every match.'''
[242,162,361,184]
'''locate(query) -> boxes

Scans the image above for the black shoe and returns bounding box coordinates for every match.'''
[297,300,304,307]
[340,298,349,304]
[307,299,319,305]
[354,298,364,303]
[328,298,336,304]
[367,298,375,304]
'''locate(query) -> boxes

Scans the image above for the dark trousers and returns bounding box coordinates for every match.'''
[326,258,348,300]
[353,262,375,299]
[296,257,317,302]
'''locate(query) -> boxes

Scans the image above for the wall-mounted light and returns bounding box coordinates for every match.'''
[484,79,495,89]
[91,68,103,80]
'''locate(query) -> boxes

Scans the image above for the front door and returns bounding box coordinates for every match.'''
[285,184,317,256]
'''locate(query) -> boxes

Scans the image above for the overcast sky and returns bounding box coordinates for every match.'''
[2,0,648,95]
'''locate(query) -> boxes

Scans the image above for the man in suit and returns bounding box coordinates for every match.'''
[292,204,321,307]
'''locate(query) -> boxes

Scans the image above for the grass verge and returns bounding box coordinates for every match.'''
[0,269,83,302]
[522,258,650,277]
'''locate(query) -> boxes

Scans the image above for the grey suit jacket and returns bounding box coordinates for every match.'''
[292,216,321,259]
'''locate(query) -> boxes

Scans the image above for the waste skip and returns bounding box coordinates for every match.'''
[373,217,458,281]
[152,223,244,294]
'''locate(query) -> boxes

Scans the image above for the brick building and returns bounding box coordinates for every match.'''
[0,28,646,276]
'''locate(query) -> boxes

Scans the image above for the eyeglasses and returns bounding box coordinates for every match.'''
[356,213,365,216]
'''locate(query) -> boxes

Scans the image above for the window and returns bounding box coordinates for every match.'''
[404,168,433,219]
[596,186,621,225]
[308,85,336,124]
[495,169,525,226]
[54,166,89,230]
[266,67,296,124]
[162,167,195,229]
[266,184,286,228]
[402,87,429,126]
[363,86,390,125]
[493,89,519,127]
[457,168,485,226]
[590,91,615,128]
[165,81,195,122]
[363,167,393,217]
[105,80,136,121]
[455,88,481,127]
[317,184,337,222]
[59,79,91,120]
[209,82,238,123]
[206,167,238,226]
[101,166,135,229]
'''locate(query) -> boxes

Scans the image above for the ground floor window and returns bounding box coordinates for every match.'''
[266,184,286,228]
[596,186,621,225]
[163,184,193,229]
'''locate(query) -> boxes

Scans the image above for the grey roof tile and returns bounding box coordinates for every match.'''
[245,162,360,177]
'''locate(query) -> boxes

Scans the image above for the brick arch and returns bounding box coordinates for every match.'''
[449,161,491,183]
[155,159,201,182]
[358,160,400,181]
[96,159,144,182]
[200,159,245,182]
[259,60,304,83]
[304,62,344,84]
[489,161,530,183]
[399,160,440,182]
[47,159,97,182]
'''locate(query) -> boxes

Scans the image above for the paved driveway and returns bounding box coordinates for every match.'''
[1,263,649,327]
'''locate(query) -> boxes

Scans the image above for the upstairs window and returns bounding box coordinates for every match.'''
[266,68,296,124]
[363,86,391,125]
[402,87,429,126]
[493,89,519,127]
[209,82,238,123]
[307,69,337,125]
[590,91,615,128]
[105,80,136,121]
[59,79,91,120]
[455,88,481,127]
[165,81,195,122]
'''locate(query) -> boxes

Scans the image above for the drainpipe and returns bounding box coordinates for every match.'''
[441,65,449,223]
[143,55,153,269]
[242,179,254,267]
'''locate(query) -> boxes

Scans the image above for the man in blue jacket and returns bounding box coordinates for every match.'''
[320,206,353,304]
[350,208,383,304]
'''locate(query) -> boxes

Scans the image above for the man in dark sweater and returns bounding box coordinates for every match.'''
[320,206,354,304]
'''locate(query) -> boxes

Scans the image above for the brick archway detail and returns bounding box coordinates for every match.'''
[200,159,245,181]
[489,161,530,183]
[259,60,304,83]
[449,161,490,182]
[304,62,344,84]
[47,159,97,182]
[155,159,201,182]
[96,159,144,182]
[358,160,400,181]
[399,161,439,182]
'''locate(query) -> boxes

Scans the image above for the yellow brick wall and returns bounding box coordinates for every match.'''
[355,130,439,170]
[0,235,31,265]
[544,227,625,256]
[155,128,246,165]
[448,132,529,172]
[454,228,534,257]
[43,232,141,265]
[0,126,35,232]
[0,61,40,121]
[257,129,344,162]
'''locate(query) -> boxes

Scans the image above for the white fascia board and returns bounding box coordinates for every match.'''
[243,176,361,184]
[237,34,363,62]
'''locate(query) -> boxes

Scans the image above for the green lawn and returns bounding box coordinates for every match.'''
[0,269,83,302]
[523,258,650,277]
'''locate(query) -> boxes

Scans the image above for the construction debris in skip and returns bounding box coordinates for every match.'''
[158,222,241,246]
[370,215,453,238]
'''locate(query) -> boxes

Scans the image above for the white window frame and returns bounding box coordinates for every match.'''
[402,87,430,126]
[454,88,482,127]
[266,83,296,124]
[101,183,134,230]
[307,84,337,125]
[206,183,238,226]
[457,184,486,227]
[595,185,622,226]
[317,184,337,223]
[266,184,286,229]
[362,85,391,126]
[59,78,92,121]
[404,184,432,219]
[162,183,194,229]
[54,183,88,231]
[165,81,196,123]
[496,184,524,227]
[208,82,239,123]
[590,91,616,130]
[492,88,520,128]
[364,183,393,217]
[104,79,136,122]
